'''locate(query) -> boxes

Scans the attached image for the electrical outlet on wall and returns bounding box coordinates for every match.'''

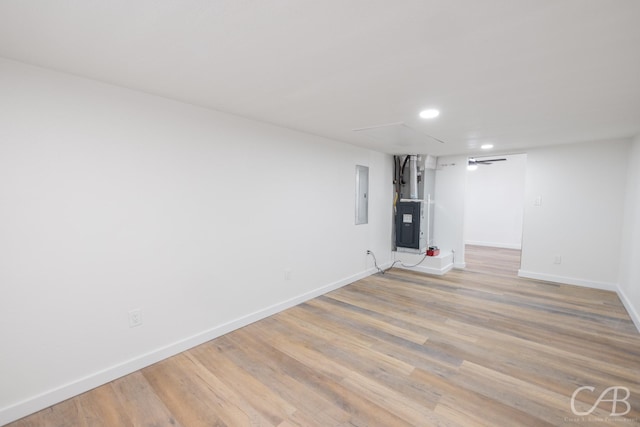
[553,255,562,265]
[284,269,292,280]
[128,309,143,328]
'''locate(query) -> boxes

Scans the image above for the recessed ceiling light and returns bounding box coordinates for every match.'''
[481,144,494,150]
[419,109,440,119]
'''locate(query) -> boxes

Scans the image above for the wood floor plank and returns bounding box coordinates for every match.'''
[141,354,229,427]
[189,341,295,425]
[110,371,180,427]
[8,246,640,426]
[325,288,479,345]
[75,382,133,427]
[220,331,410,426]
[273,310,416,377]
[9,398,87,427]
[309,296,429,344]
[412,367,556,427]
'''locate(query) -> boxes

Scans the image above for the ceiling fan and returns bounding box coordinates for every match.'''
[467,157,506,171]
[468,157,507,166]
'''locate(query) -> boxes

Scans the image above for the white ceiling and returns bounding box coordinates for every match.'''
[0,0,639,156]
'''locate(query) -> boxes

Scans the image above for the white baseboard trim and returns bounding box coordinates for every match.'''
[0,268,377,426]
[517,270,618,291]
[465,240,522,250]
[617,285,640,333]
[453,262,466,270]
[395,262,453,276]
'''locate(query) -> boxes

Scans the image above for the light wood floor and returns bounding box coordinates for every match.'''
[9,247,640,426]
[464,244,522,277]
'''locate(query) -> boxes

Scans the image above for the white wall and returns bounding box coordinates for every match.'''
[0,58,393,424]
[464,154,526,249]
[519,139,630,289]
[433,156,467,268]
[619,134,640,330]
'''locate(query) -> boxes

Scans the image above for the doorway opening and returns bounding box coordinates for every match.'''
[463,153,527,276]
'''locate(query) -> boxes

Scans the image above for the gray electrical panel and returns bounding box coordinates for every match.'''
[395,200,427,253]
[355,165,369,225]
